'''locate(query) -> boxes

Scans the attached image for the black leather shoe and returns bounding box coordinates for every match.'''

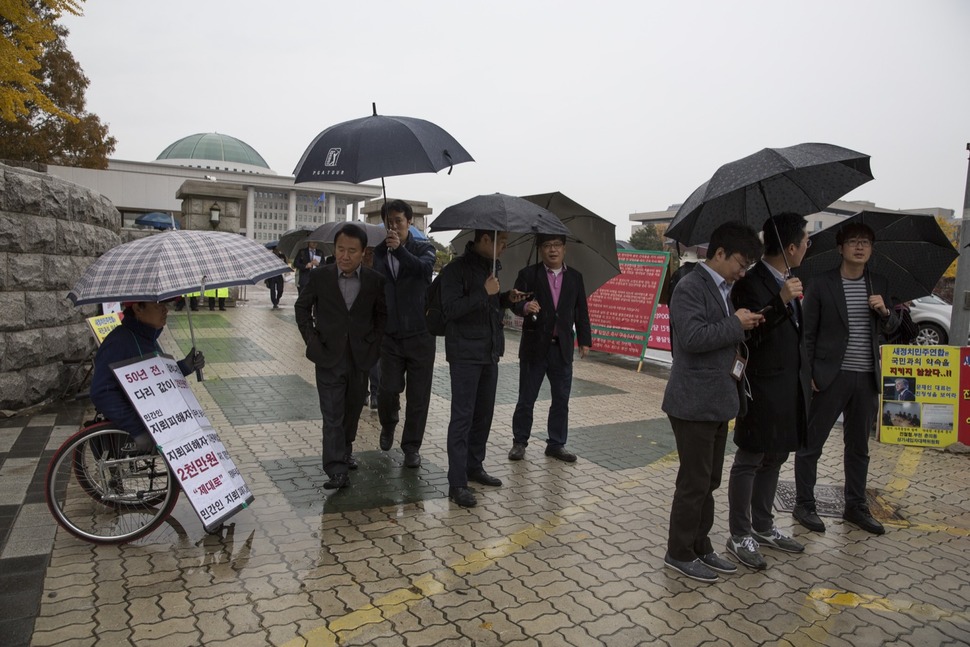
[843,506,885,535]
[508,443,526,461]
[379,427,394,451]
[448,486,477,508]
[467,470,502,487]
[793,504,826,532]
[404,451,421,468]
[369,395,378,411]
[345,453,358,470]
[323,473,349,490]
[545,446,577,463]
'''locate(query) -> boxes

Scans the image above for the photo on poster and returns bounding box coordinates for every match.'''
[922,403,955,431]
[882,401,921,428]
[883,376,917,402]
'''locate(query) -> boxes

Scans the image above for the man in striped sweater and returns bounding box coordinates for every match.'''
[794,222,900,535]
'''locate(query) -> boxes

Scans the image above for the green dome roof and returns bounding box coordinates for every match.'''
[156,133,270,169]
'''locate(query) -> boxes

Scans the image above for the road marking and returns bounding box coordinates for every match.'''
[809,587,970,624]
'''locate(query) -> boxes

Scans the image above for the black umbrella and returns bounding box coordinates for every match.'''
[430,193,571,236]
[796,211,958,303]
[292,103,474,202]
[134,212,179,230]
[276,226,316,259]
[666,143,874,246]
[449,192,619,295]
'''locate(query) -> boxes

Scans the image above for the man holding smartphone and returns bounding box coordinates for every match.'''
[508,233,592,463]
[725,213,812,570]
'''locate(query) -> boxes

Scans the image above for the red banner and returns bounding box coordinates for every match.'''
[587,251,669,359]
[647,304,671,351]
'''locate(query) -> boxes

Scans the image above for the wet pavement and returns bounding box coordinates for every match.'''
[2,287,970,646]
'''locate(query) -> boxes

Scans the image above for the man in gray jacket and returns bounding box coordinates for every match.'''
[662,222,764,583]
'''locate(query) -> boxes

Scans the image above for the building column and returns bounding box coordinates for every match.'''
[352,201,360,222]
[246,186,255,239]
[327,194,337,223]
[288,190,297,230]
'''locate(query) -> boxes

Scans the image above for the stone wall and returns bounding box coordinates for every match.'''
[0,163,122,413]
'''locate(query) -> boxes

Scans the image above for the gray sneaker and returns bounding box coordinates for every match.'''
[726,535,767,570]
[663,553,718,583]
[753,527,805,553]
[699,550,737,574]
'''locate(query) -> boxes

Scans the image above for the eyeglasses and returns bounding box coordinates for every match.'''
[540,241,565,251]
[843,238,872,248]
[730,254,754,273]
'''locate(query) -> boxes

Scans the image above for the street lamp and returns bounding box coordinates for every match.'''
[209,202,221,228]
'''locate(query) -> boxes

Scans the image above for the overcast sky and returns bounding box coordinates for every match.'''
[62,0,969,239]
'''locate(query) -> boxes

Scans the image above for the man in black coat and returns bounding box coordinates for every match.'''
[440,230,529,508]
[371,200,437,468]
[725,214,812,570]
[293,241,323,293]
[295,224,386,490]
[794,222,900,535]
[508,234,592,463]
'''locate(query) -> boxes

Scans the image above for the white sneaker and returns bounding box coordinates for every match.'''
[726,535,766,570]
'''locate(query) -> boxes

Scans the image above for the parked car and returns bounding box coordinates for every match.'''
[908,294,952,345]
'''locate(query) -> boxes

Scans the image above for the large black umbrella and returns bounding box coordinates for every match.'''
[666,143,874,246]
[277,226,316,259]
[292,103,474,202]
[430,193,570,236]
[448,192,619,295]
[796,211,958,303]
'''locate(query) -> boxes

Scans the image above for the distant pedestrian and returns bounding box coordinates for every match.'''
[267,247,287,309]
[294,241,322,294]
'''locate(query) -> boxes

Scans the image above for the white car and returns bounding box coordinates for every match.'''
[908,294,953,345]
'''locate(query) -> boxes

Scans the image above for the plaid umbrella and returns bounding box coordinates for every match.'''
[68,230,291,305]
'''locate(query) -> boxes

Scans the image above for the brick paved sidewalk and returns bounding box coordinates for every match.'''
[2,289,970,646]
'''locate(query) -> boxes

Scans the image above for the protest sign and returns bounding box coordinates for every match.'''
[880,345,963,447]
[111,354,253,530]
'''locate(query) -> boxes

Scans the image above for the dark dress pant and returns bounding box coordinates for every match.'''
[728,448,789,536]
[511,340,573,448]
[315,351,367,477]
[268,276,284,305]
[378,332,436,452]
[667,415,728,562]
[446,362,498,487]
[795,369,876,510]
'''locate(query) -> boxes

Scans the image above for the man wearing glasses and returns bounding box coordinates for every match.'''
[794,222,900,535]
[662,222,765,583]
[508,234,592,463]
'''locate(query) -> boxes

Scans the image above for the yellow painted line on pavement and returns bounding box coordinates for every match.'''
[282,506,588,647]
[809,587,970,624]
[883,446,922,497]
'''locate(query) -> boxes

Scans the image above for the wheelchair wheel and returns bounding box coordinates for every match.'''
[46,424,179,544]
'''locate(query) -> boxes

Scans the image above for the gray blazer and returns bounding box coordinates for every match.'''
[661,264,746,422]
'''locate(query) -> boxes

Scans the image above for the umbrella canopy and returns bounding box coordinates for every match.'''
[277,226,316,259]
[134,212,179,230]
[666,143,874,246]
[307,221,386,248]
[293,103,474,185]
[430,193,571,236]
[264,240,278,249]
[68,230,291,305]
[795,211,958,303]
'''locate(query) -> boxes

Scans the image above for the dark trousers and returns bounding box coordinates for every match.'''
[268,276,284,305]
[378,333,436,452]
[511,341,573,448]
[315,352,368,478]
[667,415,728,562]
[795,370,876,510]
[446,362,498,487]
[369,359,380,398]
[727,448,789,537]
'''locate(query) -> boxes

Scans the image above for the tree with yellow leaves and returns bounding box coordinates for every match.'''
[0,0,82,122]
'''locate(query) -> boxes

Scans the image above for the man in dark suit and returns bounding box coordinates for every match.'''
[508,234,592,463]
[893,378,916,401]
[725,214,812,571]
[661,222,765,583]
[440,230,529,508]
[293,241,323,294]
[295,224,386,490]
[794,222,900,535]
[372,200,437,468]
